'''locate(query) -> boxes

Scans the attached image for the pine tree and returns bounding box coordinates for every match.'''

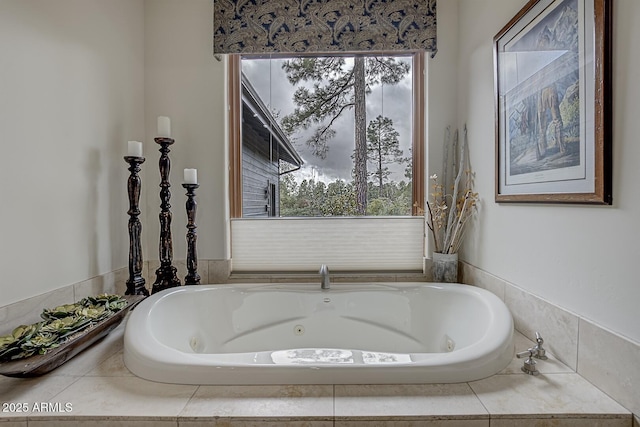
[281,56,409,215]
[366,115,405,198]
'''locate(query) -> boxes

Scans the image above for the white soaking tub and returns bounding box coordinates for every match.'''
[124,282,513,385]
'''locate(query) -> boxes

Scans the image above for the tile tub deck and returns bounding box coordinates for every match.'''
[0,318,632,427]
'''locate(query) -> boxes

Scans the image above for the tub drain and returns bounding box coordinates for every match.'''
[293,325,305,336]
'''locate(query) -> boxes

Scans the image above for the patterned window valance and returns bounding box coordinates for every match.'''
[213,0,437,55]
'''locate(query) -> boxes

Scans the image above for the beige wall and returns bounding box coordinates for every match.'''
[426,0,459,222]
[457,0,640,343]
[0,0,144,306]
[144,0,229,265]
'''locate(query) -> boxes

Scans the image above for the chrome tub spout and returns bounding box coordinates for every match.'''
[319,264,330,290]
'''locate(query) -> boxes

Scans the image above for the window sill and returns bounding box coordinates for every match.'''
[227,270,427,284]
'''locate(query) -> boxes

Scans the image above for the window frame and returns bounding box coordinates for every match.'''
[227,52,425,218]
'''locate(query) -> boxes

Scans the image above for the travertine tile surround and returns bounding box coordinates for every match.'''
[461,261,640,420]
[0,264,636,425]
[0,316,632,425]
[0,267,130,336]
[147,259,232,285]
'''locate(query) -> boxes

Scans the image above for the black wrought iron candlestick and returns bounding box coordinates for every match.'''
[124,156,149,296]
[151,137,181,293]
[183,183,201,285]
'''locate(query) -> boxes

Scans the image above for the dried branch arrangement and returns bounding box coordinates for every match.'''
[419,125,478,254]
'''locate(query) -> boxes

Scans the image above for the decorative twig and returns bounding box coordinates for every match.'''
[443,129,464,252]
[442,126,450,197]
[425,200,441,253]
[425,125,477,255]
[446,190,472,254]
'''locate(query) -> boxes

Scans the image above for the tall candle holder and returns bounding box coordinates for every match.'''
[124,156,148,296]
[151,137,181,294]
[183,183,201,285]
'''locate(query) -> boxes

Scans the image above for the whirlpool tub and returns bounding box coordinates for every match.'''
[124,282,514,385]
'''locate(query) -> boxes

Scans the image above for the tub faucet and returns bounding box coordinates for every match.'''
[516,349,540,375]
[319,264,330,290]
[532,332,548,360]
[516,332,548,375]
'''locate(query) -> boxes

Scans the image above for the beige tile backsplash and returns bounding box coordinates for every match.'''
[462,261,640,420]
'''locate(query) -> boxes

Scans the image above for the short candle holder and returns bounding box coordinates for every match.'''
[124,156,148,296]
[183,183,201,286]
[151,137,181,294]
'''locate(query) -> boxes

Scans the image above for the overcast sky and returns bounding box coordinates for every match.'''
[242,56,413,184]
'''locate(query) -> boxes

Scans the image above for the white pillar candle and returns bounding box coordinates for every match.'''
[157,116,171,137]
[184,168,197,184]
[127,140,143,157]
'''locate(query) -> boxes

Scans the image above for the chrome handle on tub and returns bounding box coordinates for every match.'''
[533,332,548,360]
[516,349,539,376]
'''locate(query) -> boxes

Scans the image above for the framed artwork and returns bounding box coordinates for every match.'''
[494,0,612,204]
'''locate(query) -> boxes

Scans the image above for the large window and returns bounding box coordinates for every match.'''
[227,53,425,272]
[228,52,424,219]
